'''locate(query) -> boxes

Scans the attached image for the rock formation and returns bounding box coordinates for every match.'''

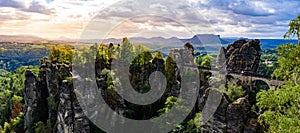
[24,70,38,130]
[57,80,90,133]
[198,39,264,133]
[23,40,264,132]
[199,88,263,133]
[220,39,261,73]
[24,58,90,132]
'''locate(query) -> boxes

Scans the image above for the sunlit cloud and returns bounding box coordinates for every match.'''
[0,0,299,39]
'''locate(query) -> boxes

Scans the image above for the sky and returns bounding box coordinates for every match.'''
[0,0,299,39]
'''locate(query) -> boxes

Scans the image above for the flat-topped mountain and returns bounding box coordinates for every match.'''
[181,34,224,45]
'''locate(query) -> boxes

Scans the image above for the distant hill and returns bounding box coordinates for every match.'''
[100,37,182,45]
[221,38,298,49]
[220,37,249,44]
[0,35,46,42]
[0,34,298,49]
[259,39,298,49]
[181,34,222,44]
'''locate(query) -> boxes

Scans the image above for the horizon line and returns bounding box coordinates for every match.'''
[0,34,296,41]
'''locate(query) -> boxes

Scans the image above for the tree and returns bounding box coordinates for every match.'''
[272,44,300,85]
[284,14,300,45]
[273,14,300,84]
[119,37,135,63]
[96,43,112,64]
[256,15,300,132]
[156,96,190,132]
[49,45,74,63]
[256,85,300,133]
[201,55,214,67]
[224,81,244,101]
[165,54,176,93]
[194,55,202,68]
[153,51,163,60]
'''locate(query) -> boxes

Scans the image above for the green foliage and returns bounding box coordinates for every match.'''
[156,96,191,131]
[194,54,214,68]
[10,113,24,133]
[257,85,300,132]
[284,14,300,45]
[224,81,244,101]
[165,54,176,93]
[118,37,135,63]
[153,51,163,59]
[157,96,202,133]
[158,96,179,114]
[190,112,202,128]
[73,45,95,65]
[131,49,152,71]
[96,44,114,64]
[0,69,9,77]
[34,120,51,133]
[201,54,214,67]
[3,122,11,133]
[257,21,300,132]
[194,55,202,67]
[258,50,279,76]
[0,66,38,128]
[272,44,300,83]
[177,112,202,133]
[0,43,50,71]
[49,45,74,63]
[47,97,58,111]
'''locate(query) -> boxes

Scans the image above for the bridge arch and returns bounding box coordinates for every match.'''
[226,74,235,82]
[251,79,270,91]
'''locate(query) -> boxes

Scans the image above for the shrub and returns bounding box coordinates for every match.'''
[224,81,244,101]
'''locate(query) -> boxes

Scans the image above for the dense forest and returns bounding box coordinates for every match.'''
[0,15,300,133]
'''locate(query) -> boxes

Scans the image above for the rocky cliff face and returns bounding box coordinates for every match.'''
[24,58,90,132]
[199,88,263,133]
[198,39,263,133]
[24,70,38,130]
[220,39,261,73]
[23,40,263,133]
[56,80,90,133]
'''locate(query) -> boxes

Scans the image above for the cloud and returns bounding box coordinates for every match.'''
[149,3,168,12]
[23,0,55,15]
[0,0,299,39]
[228,1,275,16]
[130,16,182,27]
[0,0,25,8]
[0,0,55,15]
[185,0,300,38]
[0,8,31,21]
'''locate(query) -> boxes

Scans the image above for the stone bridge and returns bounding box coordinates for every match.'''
[205,68,285,89]
[228,73,284,89]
